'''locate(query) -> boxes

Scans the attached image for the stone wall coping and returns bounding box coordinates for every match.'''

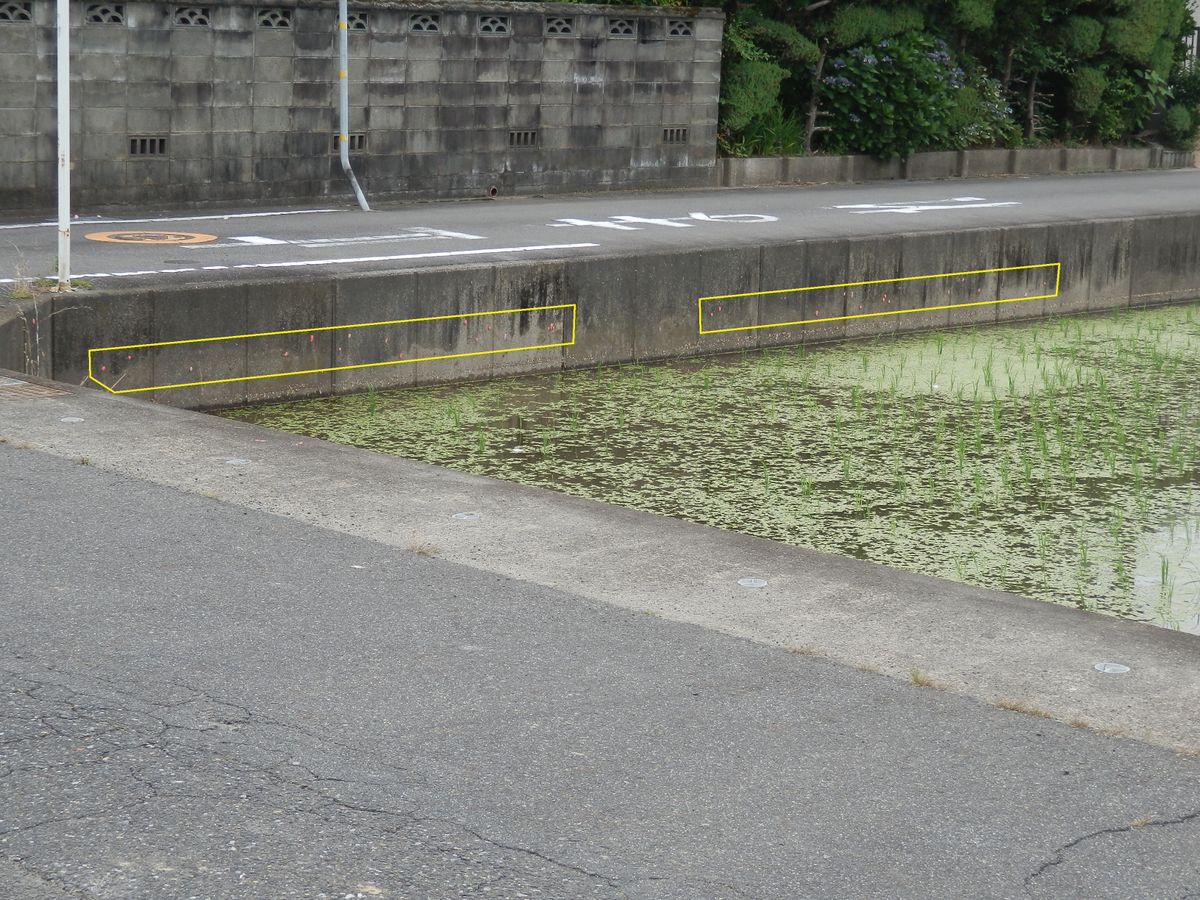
[718,146,1198,188]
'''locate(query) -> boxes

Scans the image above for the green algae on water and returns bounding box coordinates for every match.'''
[221,302,1200,634]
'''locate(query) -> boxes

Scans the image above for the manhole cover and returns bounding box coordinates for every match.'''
[86,230,217,245]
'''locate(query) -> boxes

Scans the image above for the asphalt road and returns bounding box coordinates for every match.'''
[1,169,1198,289]
[3,440,1200,898]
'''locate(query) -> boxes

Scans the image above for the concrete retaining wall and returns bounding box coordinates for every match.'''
[0,0,721,212]
[5,213,1200,408]
[719,147,1198,188]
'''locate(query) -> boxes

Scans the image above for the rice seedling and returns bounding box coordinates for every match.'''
[998,455,1011,494]
[852,488,867,518]
[1037,530,1052,564]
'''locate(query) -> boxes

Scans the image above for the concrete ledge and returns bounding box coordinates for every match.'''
[719,145,1197,188]
[5,211,1199,410]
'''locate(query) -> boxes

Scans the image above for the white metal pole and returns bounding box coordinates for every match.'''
[337,0,369,211]
[55,0,70,290]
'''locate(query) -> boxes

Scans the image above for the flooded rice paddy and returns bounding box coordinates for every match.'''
[222,303,1200,633]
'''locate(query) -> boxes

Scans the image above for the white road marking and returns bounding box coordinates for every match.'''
[0,243,600,284]
[686,212,779,223]
[547,212,779,230]
[547,218,641,231]
[229,236,289,246]
[0,208,342,231]
[828,197,1020,215]
[189,227,487,250]
[297,228,484,245]
[227,244,598,271]
[611,216,695,228]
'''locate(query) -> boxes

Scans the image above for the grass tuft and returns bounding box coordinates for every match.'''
[405,542,441,558]
[786,645,820,657]
[994,698,1054,719]
[909,668,939,689]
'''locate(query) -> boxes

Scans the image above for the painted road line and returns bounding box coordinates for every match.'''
[0,208,342,231]
[698,263,1061,334]
[547,212,779,230]
[187,228,488,250]
[0,243,601,284]
[88,303,578,394]
[228,236,289,246]
[828,197,1021,215]
[297,228,485,244]
[221,244,600,271]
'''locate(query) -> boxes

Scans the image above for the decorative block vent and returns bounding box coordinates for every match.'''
[86,4,124,24]
[0,2,33,23]
[477,14,509,35]
[508,130,537,149]
[347,11,367,31]
[129,135,168,156]
[545,16,573,36]
[257,7,290,28]
[663,126,689,144]
[409,12,438,32]
[332,133,366,152]
[607,17,635,37]
[173,6,209,26]
[666,19,694,37]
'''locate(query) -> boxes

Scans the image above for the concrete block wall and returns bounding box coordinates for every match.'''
[15,212,1200,408]
[0,0,722,211]
[719,147,1197,188]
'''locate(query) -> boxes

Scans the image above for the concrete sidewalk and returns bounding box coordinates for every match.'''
[1,375,1199,897]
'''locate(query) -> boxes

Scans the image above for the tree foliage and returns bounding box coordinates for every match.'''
[821,34,962,158]
[715,0,1200,156]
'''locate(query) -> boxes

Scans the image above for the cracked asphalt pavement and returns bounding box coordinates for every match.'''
[2,442,1200,898]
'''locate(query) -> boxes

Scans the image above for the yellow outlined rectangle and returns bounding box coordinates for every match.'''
[88,303,577,394]
[698,263,1061,335]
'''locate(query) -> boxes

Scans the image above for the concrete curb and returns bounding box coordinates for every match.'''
[719,147,1198,188]
[2,369,1198,755]
[9,211,1199,408]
